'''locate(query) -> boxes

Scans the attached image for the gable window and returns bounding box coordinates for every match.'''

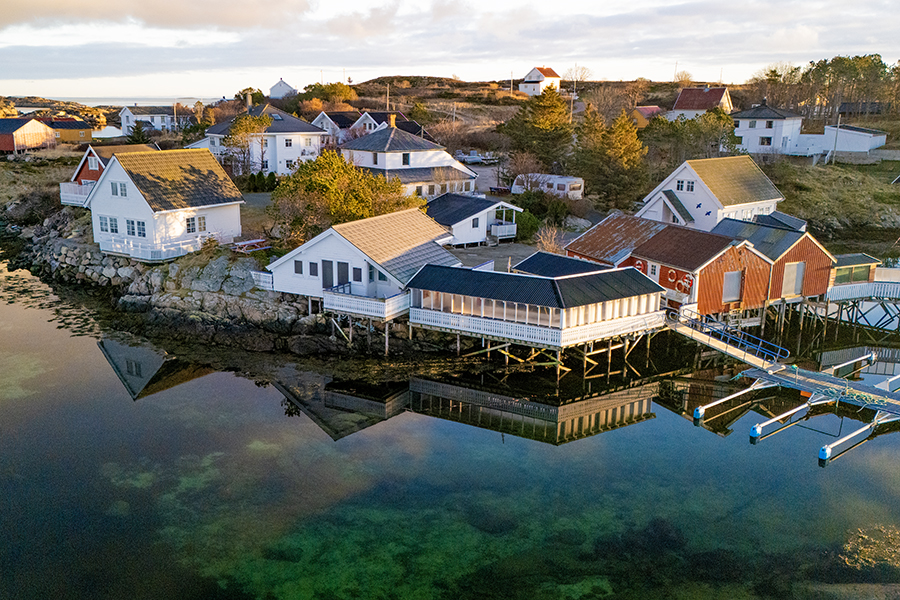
[759,137,772,146]
[686,181,694,192]
[99,216,109,233]
[676,180,684,191]
[126,359,142,377]
[472,217,479,228]
[88,157,99,170]
[120,183,127,197]
[372,153,378,165]
[402,153,410,166]
[309,262,318,277]
[723,271,742,302]
[294,260,303,274]
[353,267,362,282]
[749,120,757,128]
[111,182,118,196]
[369,264,375,282]
[285,138,293,147]
[186,217,196,234]
[378,270,387,282]
[765,120,774,129]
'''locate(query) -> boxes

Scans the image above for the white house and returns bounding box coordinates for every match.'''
[519,67,561,96]
[731,101,804,155]
[311,110,436,147]
[634,155,783,232]
[85,149,244,262]
[269,78,298,99]
[204,104,328,175]
[667,87,733,121]
[263,208,460,320]
[310,111,364,146]
[119,106,191,135]
[822,124,888,155]
[423,193,522,246]
[339,121,477,199]
[60,143,158,206]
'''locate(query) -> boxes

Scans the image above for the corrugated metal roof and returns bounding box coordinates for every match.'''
[340,126,444,152]
[424,194,497,226]
[0,118,35,134]
[358,165,473,184]
[662,190,694,223]
[115,149,244,213]
[333,208,454,283]
[45,120,91,130]
[687,155,783,207]
[513,252,610,277]
[565,213,668,266]
[672,87,728,111]
[833,253,881,268]
[408,265,662,308]
[632,226,735,271]
[93,144,158,166]
[711,218,804,262]
[753,210,806,232]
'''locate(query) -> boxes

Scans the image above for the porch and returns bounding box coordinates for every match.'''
[59,181,94,206]
[324,284,411,320]
[98,233,232,262]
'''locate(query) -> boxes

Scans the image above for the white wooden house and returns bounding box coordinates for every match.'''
[119,106,190,135]
[85,149,244,262]
[339,121,476,199]
[204,104,328,175]
[423,193,522,246]
[269,78,298,99]
[60,143,158,206]
[667,87,733,121]
[635,156,783,231]
[732,102,804,155]
[519,67,561,96]
[262,208,460,320]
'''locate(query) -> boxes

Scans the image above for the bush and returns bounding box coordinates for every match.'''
[515,210,541,241]
[266,172,277,191]
[545,199,568,226]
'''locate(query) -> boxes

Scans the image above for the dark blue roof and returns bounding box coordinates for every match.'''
[753,211,807,232]
[711,218,805,261]
[0,118,34,134]
[513,252,609,277]
[834,253,880,268]
[424,194,497,226]
[340,126,444,152]
[407,265,663,309]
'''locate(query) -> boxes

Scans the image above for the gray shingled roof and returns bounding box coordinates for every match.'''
[207,104,325,136]
[834,253,880,268]
[408,265,662,309]
[123,106,181,116]
[711,218,804,262]
[731,104,802,120]
[513,252,609,277]
[93,144,158,166]
[359,165,473,184]
[45,120,91,130]
[424,194,498,226]
[340,126,444,152]
[662,190,694,223]
[114,149,244,213]
[687,155,783,207]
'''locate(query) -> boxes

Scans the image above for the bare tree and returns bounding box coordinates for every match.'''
[675,71,694,87]
[583,86,631,122]
[536,225,565,254]
[501,152,544,187]
[564,65,593,94]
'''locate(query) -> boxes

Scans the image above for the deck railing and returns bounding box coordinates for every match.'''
[324,288,410,320]
[98,233,231,262]
[668,308,789,363]
[826,281,900,302]
[59,181,94,206]
[251,270,274,290]
[489,222,517,238]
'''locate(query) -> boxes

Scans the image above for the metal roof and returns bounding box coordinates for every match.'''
[711,218,804,262]
[635,106,664,119]
[44,120,91,130]
[632,226,736,271]
[407,265,662,309]
[672,87,729,111]
[424,194,507,226]
[340,126,444,152]
[114,149,244,213]
[753,210,806,232]
[513,252,610,277]
[687,155,783,207]
[359,165,473,184]
[662,190,695,223]
[0,118,36,134]
[834,253,881,268]
[829,124,888,136]
[565,213,668,266]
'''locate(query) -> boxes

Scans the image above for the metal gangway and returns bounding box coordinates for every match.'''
[691,351,900,466]
[666,308,790,369]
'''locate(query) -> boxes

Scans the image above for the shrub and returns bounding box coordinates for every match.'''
[266,172,277,191]
[515,210,541,241]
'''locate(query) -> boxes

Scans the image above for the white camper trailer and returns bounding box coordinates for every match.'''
[511,174,584,200]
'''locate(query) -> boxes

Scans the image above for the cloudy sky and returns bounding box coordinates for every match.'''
[1,0,896,100]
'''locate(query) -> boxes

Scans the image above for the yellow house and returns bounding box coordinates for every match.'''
[631,106,665,129]
[46,120,93,143]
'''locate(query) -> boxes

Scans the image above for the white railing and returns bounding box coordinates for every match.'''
[876,267,900,282]
[826,281,900,302]
[251,270,274,290]
[409,308,666,348]
[59,181,94,206]
[324,289,410,320]
[98,233,232,262]
[489,223,517,238]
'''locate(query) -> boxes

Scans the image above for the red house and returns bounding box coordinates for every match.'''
[0,118,56,153]
[565,213,667,267]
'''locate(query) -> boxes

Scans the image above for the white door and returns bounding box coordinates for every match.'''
[782,262,806,297]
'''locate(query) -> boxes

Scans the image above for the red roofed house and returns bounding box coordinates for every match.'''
[565,213,667,267]
[519,67,562,96]
[631,106,665,129]
[668,86,733,121]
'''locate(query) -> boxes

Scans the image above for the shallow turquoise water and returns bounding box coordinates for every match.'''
[2,263,900,599]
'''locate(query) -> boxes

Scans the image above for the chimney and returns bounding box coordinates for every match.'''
[388,113,396,128]
[246,93,252,113]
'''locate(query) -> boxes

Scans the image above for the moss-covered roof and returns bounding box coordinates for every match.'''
[687,155,783,207]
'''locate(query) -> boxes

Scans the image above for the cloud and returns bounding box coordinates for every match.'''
[0,20,240,48]
[324,3,401,40]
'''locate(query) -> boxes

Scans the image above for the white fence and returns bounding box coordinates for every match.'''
[98,233,231,262]
[251,270,274,290]
[324,289,410,320]
[59,181,94,206]
[489,223,517,239]
[826,281,900,302]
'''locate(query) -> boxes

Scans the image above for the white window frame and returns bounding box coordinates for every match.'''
[686,181,694,192]
[285,138,292,147]
[676,180,684,191]
[186,216,196,234]
[88,156,99,170]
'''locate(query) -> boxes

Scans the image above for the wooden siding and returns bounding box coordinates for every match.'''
[74,153,103,184]
[0,121,56,152]
[769,235,833,300]
[623,256,693,293]
[696,244,770,314]
[565,249,613,267]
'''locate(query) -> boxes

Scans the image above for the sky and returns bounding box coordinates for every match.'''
[1,0,897,101]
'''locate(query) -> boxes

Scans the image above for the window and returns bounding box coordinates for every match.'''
[402,153,410,165]
[109,218,118,234]
[464,182,471,191]
[210,138,217,146]
[372,153,378,165]
[570,183,582,191]
[55,132,60,138]
[119,183,127,197]
[126,219,135,236]
[766,120,774,129]
[671,214,679,223]
[749,120,757,128]
[415,186,423,196]
[676,180,684,191]
[99,216,109,233]
[88,157,98,170]
[261,160,269,170]
[428,184,435,195]
[353,267,362,282]
[369,264,375,282]
[441,184,448,194]
[650,264,658,277]
[111,182,118,196]
[759,137,772,146]
[136,221,146,237]
[197,216,206,232]
[472,217,479,228]
[79,131,85,138]
[305,137,312,146]
[263,139,269,148]
[686,181,694,192]
[309,262,318,277]
[286,160,295,169]
[378,271,387,282]
[294,260,303,274]
[285,138,293,147]
[546,182,553,189]
[723,271,742,302]
[734,120,740,129]
[186,217,196,234]
[557,183,566,191]
[735,136,742,145]
[126,360,142,377]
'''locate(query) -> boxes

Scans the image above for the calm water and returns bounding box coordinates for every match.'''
[2,261,900,599]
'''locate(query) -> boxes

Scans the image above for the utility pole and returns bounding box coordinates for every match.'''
[673,61,678,82]
[386,83,390,110]
[510,71,513,95]
[570,63,577,122]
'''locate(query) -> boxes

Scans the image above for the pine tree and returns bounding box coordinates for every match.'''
[502,86,573,171]
[126,121,152,144]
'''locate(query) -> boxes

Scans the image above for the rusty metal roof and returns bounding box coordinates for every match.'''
[565,213,668,266]
[632,226,736,272]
